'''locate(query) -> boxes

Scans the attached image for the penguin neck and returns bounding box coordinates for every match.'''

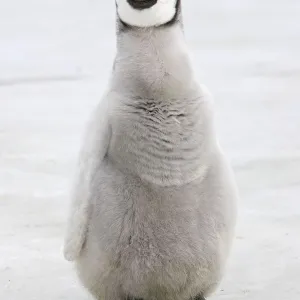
[111,23,198,99]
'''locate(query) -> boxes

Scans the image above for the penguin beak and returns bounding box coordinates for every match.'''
[127,0,158,10]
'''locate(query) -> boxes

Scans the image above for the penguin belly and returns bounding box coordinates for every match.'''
[75,157,236,300]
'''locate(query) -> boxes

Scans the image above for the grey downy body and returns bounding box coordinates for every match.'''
[64,1,238,300]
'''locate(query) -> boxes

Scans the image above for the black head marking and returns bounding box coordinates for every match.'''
[127,0,157,10]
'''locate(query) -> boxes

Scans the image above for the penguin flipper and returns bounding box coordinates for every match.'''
[63,97,111,261]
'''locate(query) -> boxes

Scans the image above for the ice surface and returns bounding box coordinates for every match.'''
[0,0,299,299]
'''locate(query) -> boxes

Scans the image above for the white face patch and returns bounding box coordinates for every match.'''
[116,0,178,27]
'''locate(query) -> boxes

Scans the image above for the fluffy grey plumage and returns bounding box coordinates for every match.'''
[64,1,238,300]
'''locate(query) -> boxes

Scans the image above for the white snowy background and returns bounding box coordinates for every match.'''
[0,0,299,299]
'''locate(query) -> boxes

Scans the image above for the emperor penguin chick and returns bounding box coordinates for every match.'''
[64,1,238,300]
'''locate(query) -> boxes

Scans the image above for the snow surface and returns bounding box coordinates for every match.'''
[0,0,300,299]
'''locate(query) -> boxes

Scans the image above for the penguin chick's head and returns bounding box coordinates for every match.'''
[116,0,179,27]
